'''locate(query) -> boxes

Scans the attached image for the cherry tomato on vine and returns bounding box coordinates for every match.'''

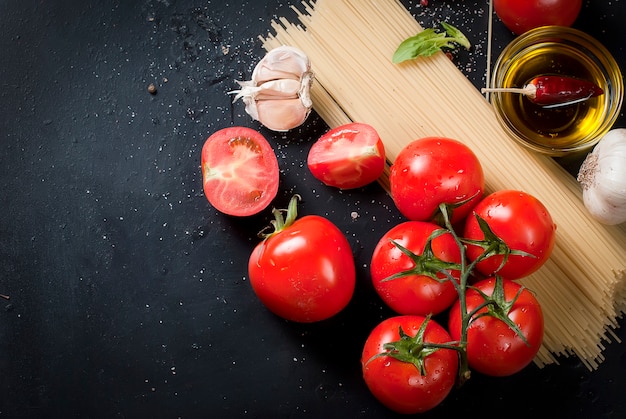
[370,221,461,316]
[248,196,355,323]
[448,277,544,377]
[464,189,556,280]
[307,122,385,189]
[494,0,582,35]
[389,137,484,225]
[201,126,279,216]
[361,315,458,414]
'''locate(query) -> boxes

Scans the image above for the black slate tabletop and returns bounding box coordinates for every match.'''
[1,1,625,418]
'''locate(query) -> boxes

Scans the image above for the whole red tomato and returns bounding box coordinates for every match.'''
[248,196,355,323]
[361,315,458,414]
[370,221,461,316]
[448,277,544,377]
[464,189,556,280]
[201,126,279,217]
[307,122,385,189]
[389,137,484,225]
[494,0,582,35]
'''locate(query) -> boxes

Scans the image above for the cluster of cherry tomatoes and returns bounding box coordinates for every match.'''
[201,122,557,413]
[363,136,555,413]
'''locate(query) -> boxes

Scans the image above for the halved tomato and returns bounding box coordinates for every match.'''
[307,122,385,189]
[201,126,279,216]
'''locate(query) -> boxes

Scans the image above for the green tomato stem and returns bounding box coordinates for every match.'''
[258,194,302,239]
[438,203,471,386]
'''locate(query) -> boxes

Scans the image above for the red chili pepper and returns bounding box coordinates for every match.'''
[528,75,604,106]
[482,75,604,108]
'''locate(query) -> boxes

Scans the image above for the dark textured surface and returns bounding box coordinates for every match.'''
[1,1,625,418]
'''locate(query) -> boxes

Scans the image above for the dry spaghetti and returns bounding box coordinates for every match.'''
[260,0,626,369]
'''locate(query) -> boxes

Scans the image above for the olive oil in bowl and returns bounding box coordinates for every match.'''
[489,26,623,156]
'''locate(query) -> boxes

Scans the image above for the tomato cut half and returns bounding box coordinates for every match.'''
[307,122,385,189]
[201,126,279,217]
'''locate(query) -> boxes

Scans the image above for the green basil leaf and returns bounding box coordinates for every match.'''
[392,23,470,64]
[441,22,471,49]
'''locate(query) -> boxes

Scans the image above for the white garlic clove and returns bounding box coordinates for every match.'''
[254,79,302,100]
[230,45,314,131]
[578,128,626,225]
[582,182,626,225]
[239,94,260,122]
[254,98,311,132]
[298,71,314,109]
[231,76,301,101]
[252,46,311,83]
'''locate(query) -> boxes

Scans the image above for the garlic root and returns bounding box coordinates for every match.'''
[230,46,314,132]
[577,128,626,225]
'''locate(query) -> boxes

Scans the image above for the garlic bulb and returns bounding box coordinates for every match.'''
[230,46,314,132]
[577,128,626,225]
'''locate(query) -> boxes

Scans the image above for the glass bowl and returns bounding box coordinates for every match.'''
[488,26,623,156]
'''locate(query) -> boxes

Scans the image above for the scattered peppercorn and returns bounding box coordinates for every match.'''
[148,83,157,95]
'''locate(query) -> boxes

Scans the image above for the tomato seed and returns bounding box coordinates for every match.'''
[229,136,262,153]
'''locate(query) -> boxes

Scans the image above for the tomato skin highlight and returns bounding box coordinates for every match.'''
[307,122,386,189]
[201,126,279,217]
[248,215,355,323]
[361,315,458,414]
[389,137,484,225]
[448,278,544,377]
[464,190,556,280]
[370,221,461,316]
[494,0,582,35]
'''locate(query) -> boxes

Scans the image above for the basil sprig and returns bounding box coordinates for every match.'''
[392,22,470,64]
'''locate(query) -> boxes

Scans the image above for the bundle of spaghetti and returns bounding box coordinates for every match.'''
[260,0,626,369]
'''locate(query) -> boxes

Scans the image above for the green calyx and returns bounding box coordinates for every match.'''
[382,229,461,284]
[461,214,535,274]
[467,276,531,346]
[258,194,301,239]
[367,316,458,376]
[430,191,480,227]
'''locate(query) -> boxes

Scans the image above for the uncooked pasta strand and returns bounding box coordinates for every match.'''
[260,0,626,369]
